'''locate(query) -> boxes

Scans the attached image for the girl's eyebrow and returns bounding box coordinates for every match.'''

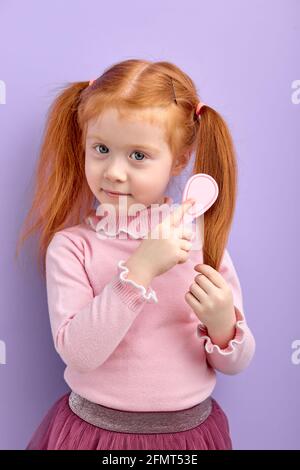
[87,134,160,153]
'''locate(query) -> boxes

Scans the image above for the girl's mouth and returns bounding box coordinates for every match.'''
[102,189,131,198]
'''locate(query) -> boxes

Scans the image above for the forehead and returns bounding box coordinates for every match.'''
[86,107,168,142]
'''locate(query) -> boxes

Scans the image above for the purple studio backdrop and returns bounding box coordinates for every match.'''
[0,0,299,450]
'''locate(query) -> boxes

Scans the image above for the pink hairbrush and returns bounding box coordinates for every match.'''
[182,173,219,219]
[180,174,219,249]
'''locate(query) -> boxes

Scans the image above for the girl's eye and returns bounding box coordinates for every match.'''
[94,144,109,154]
[130,150,147,162]
[93,145,147,162]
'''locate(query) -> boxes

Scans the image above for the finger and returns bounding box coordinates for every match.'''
[178,249,190,264]
[185,291,204,312]
[180,240,193,252]
[189,282,207,302]
[163,199,196,228]
[194,264,226,289]
[173,224,194,239]
[194,273,215,295]
[181,231,196,241]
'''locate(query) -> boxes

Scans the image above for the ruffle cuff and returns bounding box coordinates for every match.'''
[196,306,246,355]
[110,260,158,310]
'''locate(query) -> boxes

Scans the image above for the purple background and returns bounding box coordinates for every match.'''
[0,0,299,450]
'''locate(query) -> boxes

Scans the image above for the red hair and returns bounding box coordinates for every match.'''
[15,59,238,276]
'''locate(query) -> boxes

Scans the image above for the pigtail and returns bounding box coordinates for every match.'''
[15,81,94,277]
[193,106,238,271]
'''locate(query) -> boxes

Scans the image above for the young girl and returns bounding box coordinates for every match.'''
[17,59,255,450]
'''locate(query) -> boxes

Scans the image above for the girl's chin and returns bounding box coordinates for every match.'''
[98,194,138,206]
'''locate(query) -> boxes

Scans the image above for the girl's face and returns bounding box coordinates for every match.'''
[85,107,179,211]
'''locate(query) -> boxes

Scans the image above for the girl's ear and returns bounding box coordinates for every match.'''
[171,152,191,176]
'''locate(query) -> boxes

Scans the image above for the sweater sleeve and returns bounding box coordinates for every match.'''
[45,233,158,374]
[196,249,256,375]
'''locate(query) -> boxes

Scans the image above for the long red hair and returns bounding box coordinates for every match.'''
[15,59,237,276]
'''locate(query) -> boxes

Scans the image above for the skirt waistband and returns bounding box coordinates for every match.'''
[68,391,213,434]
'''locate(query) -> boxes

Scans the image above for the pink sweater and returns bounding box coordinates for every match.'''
[45,201,256,412]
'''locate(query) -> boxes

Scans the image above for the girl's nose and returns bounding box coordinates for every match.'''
[104,160,127,181]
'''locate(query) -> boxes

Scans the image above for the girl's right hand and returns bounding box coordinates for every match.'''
[129,199,196,279]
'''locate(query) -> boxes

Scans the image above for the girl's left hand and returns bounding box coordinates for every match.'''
[185,264,236,331]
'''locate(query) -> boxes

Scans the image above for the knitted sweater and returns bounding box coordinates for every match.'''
[45,199,256,411]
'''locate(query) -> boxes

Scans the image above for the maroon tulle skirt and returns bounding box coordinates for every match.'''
[26,393,232,450]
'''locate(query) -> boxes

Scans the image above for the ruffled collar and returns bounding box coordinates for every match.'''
[85,196,175,240]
